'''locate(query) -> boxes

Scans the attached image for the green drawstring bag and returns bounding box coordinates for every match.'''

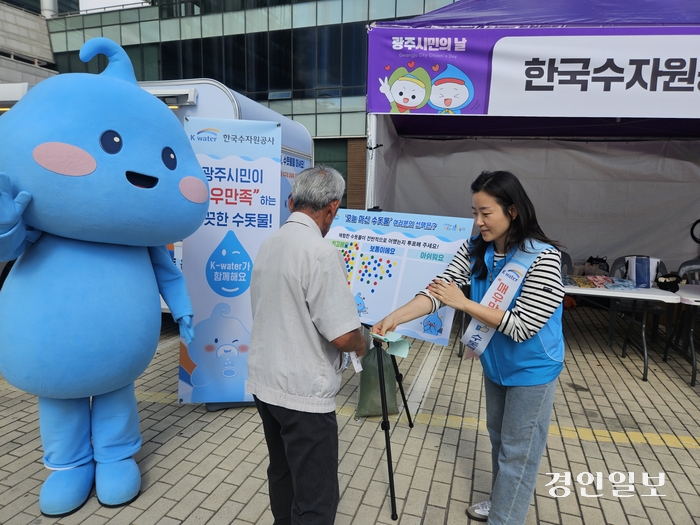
[356,346,398,417]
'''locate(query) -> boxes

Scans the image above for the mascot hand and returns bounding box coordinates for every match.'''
[379,77,393,101]
[0,173,32,234]
[177,315,194,344]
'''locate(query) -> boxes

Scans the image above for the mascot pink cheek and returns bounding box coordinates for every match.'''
[32,142,97,176]
[179,176,208,204]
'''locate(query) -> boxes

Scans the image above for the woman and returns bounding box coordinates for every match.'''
[373,171,565,525]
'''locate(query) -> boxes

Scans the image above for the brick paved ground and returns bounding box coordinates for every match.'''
[1,306,698,524]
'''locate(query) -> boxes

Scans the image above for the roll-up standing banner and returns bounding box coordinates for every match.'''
[179,118,282,404]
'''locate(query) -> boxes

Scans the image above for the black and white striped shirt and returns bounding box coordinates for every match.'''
[419,241,565,343]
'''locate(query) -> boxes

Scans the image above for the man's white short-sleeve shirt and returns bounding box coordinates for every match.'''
[247,212,360,413]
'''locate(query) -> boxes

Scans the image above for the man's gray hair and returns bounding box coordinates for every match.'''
[291,164,345,211]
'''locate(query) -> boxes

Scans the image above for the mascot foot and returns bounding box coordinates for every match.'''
[96,458,141,507]
[40,461,95,517]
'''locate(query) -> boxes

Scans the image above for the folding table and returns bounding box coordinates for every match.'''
[564,286,680,381]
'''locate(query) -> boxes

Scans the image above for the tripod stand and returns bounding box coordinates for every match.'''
[363,327,414,521]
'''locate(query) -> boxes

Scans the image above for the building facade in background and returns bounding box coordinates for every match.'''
[1,0,456,208]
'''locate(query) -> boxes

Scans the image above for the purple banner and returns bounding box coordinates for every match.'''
[367,26,700,118]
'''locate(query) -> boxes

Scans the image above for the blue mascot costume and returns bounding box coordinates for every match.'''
[0,38,209,516]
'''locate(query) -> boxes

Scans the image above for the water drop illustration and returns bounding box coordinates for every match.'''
[206,230,253,297]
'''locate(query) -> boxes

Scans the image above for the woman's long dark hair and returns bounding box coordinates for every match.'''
[470,170,560,279]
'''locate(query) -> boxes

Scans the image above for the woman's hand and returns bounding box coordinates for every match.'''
[427,279,468,311]
[372,316,397,336]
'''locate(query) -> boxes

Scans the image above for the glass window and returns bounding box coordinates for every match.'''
[182,39,202,78]
[293,98,316,114]
[140,6,160,21]
[341,22,366,88]
[223,11,245,35]
[54,52,70,73]
[66,30,85,51]
[246,32,268,93]
[181,17,202,39]
[269,5,292,31]
[121,23,141,46]
[224,34,246,92]
[245,0,268,7]
[68,51,86,73]
[292,1,315,28]
[246,8,268,33]
[341,112,365,136]
[120,8,139,24]
[293,114,316,137]
[202,13,223,37]
[425,0,452,13]
[161,19,181,41]
[124,45,143,79]
[161,41,182,80]
[269,30,292,91]
[47,19,68,33]
[143,44,160,81]
[316,113,340,137]
[200,0,224,14]
[317,95,340,113]
[102,25,121,44]
[140,21,160,43]
[66,16,82,30]
[223,0,245,11]
[317,0,341,25]
[292,27,316,90]
[341,96,365,112]
[50,32,67,53]
[83,14,102,28]
[342,0,367,23]
[102,12,120,25]
[269,99,292,115]
[202,36,224,83]
[84,27,102,40]
[159,3,179,20]
[317,25,340,87]
[369,0,395,20]
[397,0,423,17]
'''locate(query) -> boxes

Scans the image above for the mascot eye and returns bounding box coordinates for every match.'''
[398,91,404,96]
[162,147,177,170]
[100,130,122,154]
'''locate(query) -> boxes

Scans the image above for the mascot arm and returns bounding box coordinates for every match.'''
[148,245,195,343]
[0,173,38,260]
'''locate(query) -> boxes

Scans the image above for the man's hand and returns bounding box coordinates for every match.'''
[0,174,31,234]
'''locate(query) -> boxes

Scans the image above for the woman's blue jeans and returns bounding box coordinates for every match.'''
[484,375,558,525]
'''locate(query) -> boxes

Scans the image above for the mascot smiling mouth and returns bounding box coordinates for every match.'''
[126,171,158,188]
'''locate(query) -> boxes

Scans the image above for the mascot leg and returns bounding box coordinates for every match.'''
[92,382,143,507]
[38,396,95,517]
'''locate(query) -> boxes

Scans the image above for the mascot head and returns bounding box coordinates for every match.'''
[0,38,209,246]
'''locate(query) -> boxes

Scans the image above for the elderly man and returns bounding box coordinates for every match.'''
[248,165,366,525]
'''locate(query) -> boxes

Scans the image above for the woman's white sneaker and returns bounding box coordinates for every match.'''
[466,498,491,521]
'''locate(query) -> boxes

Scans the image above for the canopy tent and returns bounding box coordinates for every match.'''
[366,0,700,271]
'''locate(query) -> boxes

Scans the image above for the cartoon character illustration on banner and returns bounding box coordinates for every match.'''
[379,66,432,113]
[206,230,253,297]
[423,311,444,335]
[0,38,209,517]
[428,64,475,114]
[354,292,368,315]
[186,303,251,402]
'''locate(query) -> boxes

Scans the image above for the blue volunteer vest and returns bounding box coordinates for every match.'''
[470,239,564,386]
